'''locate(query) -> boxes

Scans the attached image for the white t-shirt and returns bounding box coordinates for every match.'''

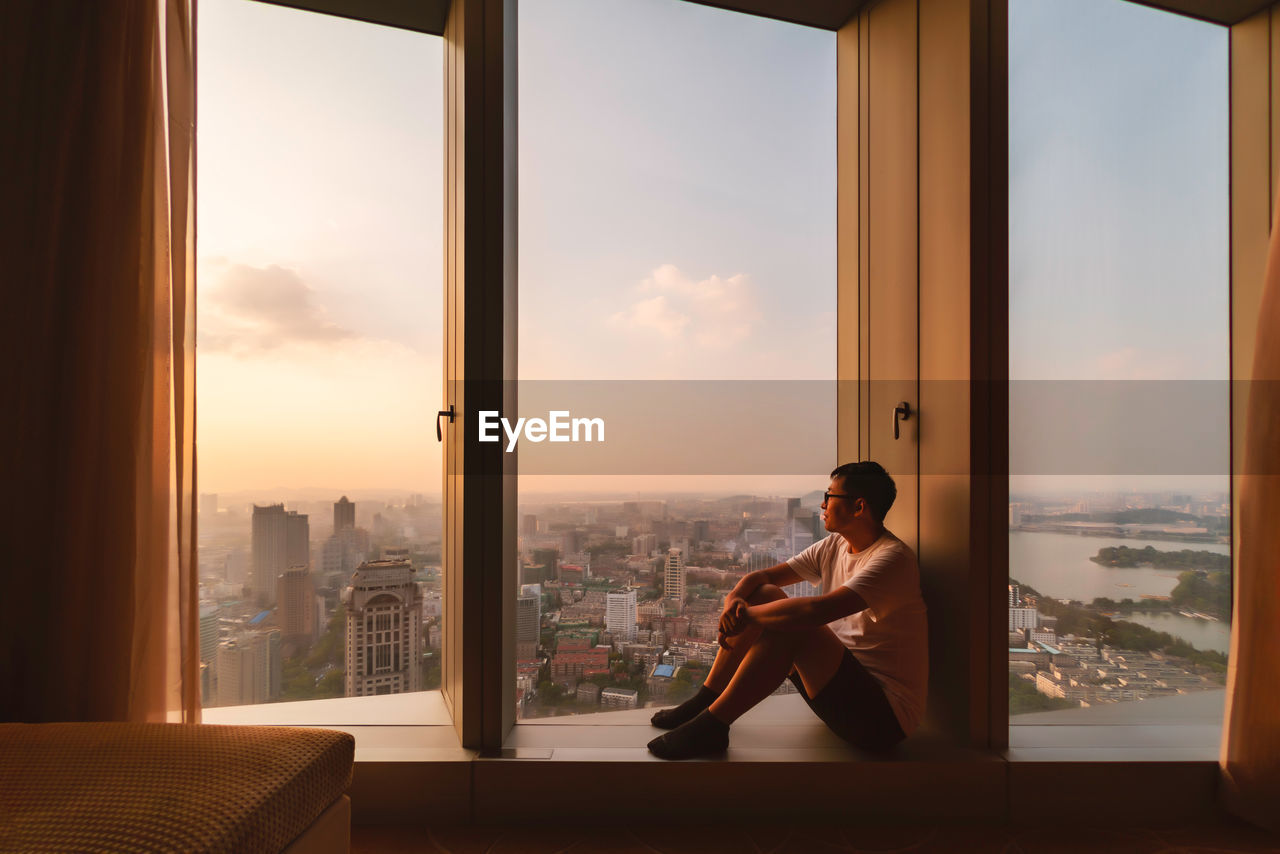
[786,530,928,736]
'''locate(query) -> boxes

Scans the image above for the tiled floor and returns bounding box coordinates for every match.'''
[352,820,1280,854]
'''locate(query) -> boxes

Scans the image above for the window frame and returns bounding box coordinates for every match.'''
[245,0,1262,760]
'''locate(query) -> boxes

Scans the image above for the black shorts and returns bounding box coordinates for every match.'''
[788,647,906,754]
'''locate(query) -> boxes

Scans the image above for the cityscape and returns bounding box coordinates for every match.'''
[196,485,1231,721]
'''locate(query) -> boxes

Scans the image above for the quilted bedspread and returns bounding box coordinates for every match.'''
[0,722,354,853]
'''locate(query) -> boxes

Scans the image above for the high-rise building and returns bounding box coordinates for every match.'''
[277,566,317,648]
[516,584,541,660]
[632,534,657,556]
[1009,607,1039,631]
[522,514,538,537]
[561,529,585,556]
[692,520,711,545]
[343,560,423,697]
[320,525,370,589]
[606,588,638,644]
[251,504,309,605]
[664,548,686,605]
[215,630,280,706]
[334,496,355,532]
[200,493,218,518]
[198,601,220,665]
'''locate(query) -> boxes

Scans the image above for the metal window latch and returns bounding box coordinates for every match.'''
[893,401,912,440]
[436,405,455,442]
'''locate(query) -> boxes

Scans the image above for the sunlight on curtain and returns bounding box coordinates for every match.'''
[1220,185,1280,831]
[0,0,197,723]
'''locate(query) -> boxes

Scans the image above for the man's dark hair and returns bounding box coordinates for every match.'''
[830,461,896,523]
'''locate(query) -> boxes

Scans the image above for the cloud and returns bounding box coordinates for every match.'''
[609,294,689,339]
[200,263,356,355]
[609,264,760,348]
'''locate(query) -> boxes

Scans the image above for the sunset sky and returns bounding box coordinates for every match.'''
[197,0,1229,498]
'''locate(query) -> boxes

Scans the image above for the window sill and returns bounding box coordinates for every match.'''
[201,690,469,762]
[1008,688,1224,762]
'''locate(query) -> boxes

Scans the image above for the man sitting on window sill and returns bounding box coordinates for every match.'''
[647,461,928,760]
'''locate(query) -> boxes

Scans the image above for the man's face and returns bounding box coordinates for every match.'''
[821,477,864,533]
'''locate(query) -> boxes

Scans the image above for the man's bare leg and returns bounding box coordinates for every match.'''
[650,586,781,729]
[647,625,846,759]
[708,622,846,723]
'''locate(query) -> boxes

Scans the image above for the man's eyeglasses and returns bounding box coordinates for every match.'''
[822,492,853,504]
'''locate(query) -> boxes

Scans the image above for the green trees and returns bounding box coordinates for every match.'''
[1090,546,1229,571]
[306,609,346,670]
[1170,570,1230,618]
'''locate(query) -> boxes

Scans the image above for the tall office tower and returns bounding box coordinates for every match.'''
[561,528,585,556]
[287,512,310,567]
[515,584,541,660]
[632,534,657,556]
[606,588,638,644]
[215,630,281,706]
[277,566,317,649]
[320,524,370,589]
[522,514,538,537]
[786,497,801,519]
[251,504,309,605]
[343,560,423,697]
[198,602,221,665]
[786,516,816,558]
[200,493,219,518]
[334,496,355,532]
[664,548,686,605]
[692,520,710,545]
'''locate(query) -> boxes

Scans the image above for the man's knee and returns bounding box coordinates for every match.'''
[748,584,788,604]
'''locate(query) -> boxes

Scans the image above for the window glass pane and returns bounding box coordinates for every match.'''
[517,0,835,721]
[197,0,444,713]
[1008,0,1229,735]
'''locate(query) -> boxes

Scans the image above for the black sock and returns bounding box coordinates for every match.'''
[650,685,721,730]
[647,709,730,760]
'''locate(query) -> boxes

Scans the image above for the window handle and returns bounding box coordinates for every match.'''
[893,401,912,440]
[436,405,455,442]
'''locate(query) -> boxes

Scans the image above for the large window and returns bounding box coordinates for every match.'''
[1008,0,1229,733]
[515,0,836,721]
[196,0,444,713]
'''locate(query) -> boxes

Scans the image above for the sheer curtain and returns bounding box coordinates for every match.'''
[1220,188,1280,829]
[0,0,198,723]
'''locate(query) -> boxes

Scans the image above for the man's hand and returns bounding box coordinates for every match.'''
[717,597,751,648]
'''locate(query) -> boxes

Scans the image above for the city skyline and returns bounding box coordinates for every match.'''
[196,479,1230,719]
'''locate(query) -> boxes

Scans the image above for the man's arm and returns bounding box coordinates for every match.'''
[730,562,804,600]
[742,585,868,632]
[717,563,804,643]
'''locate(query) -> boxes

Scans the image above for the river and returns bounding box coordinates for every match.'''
[1009,530,1231,654]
